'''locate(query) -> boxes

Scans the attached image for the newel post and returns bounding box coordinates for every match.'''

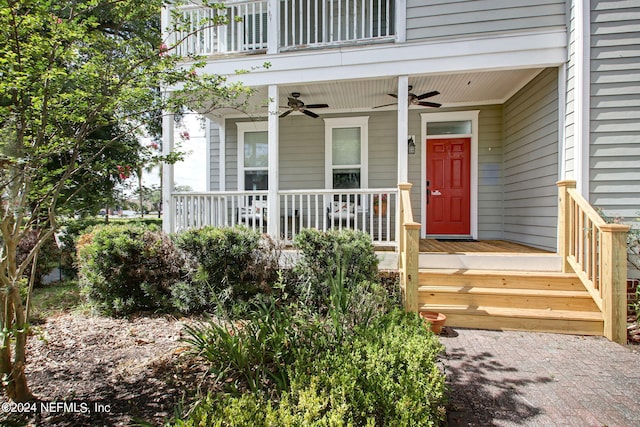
[398,183,419,312]
[404,222,421,312]
[557,180,576,273]
[600,223,631,344]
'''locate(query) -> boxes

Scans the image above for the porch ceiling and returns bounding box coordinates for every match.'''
[205,68,544,119]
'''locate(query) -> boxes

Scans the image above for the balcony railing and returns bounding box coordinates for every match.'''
[168,0,395,56]
[172,1,269,56]
[170,188,398,245]
[279,0,394,50]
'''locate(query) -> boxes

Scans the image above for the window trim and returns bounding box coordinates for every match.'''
[237,121,268,191]
[324,117,369,189]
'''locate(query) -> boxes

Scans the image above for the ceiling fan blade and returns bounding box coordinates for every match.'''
[387,93,398,99]
[418,101,442,108]
[372,103,398,109]
[280,110,293,118]
[302,109,319,118]
[417,91,440,100]
[305,104,329,109]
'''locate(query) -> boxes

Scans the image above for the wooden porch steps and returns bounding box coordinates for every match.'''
[419,269,604,336]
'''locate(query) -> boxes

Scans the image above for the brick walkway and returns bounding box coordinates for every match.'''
[440,328,640,426]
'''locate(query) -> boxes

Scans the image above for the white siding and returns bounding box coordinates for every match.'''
[406,0,567,42]
[589,0,640,221]
[503,68,559,251]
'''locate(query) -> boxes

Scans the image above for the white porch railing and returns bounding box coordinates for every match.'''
[171,191,268,233]
[278,188,397,245]
[170,188,398,245]
[168,0,395,56]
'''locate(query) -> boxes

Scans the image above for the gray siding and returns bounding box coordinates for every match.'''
[278,116,325,190]
[503,68,559,251]
[209,123,220,191]
[225,124,238,191]
[478,106,505,240]
[227,111,398,191]
[406,0,566,42]
[589,0,640,221]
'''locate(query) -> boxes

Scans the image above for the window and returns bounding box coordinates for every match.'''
[237,122,268,190]
[325,117,369,189]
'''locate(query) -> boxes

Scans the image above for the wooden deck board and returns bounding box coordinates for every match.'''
[419,239,551,254]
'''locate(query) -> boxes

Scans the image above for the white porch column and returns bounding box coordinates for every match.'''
[397,75,409,183]
[162,111,175,234]
[267,85,280,237]
[267,0,280,54]
[574,0,590,199]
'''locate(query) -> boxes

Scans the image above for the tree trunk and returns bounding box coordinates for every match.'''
[138,172,144,218]
[4,286,34,402]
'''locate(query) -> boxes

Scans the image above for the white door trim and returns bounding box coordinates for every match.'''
[420,111,480,240]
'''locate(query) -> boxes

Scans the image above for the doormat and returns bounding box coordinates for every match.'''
[436,238,478,242]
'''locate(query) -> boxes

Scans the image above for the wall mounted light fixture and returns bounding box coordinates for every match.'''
[408,136,416,155]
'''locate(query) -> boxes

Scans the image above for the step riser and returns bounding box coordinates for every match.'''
[420,253,562,272]
[420,292,600,312]
[434,312,603,336]
[419,273,584,291]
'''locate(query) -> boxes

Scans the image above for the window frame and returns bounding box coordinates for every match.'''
[324,117,369,189]
[237,121,268,191]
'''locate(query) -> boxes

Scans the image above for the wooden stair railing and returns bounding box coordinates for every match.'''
[398,183,420,312]
[557,180,630,344]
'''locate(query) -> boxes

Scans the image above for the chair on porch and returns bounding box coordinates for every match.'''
[326,199,356,228]
[238,200,267,229]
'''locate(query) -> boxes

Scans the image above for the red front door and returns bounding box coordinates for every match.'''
[426,138,471,235]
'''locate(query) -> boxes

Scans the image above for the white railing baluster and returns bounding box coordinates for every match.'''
[360,0,364,38]
[385,0,390,36]
[345,0,349,40]
[298,0,303,45]
[168,188,396,244]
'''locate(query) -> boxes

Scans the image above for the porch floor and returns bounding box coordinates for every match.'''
[419,239,552,254]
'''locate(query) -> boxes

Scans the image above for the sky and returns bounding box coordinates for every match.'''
[142,113,207,192]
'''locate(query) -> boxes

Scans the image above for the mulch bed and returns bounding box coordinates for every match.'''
[0,313,213,427]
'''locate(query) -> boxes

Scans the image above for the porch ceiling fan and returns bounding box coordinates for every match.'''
[373,86,442,109]
[279,92,329,118]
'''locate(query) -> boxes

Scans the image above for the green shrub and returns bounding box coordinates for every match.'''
[77,224,184,316]
[293,228,378,309]
[174,310,446,427]
[58,217,161,279]
[174,226,280,315]
[284,310,446,426]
